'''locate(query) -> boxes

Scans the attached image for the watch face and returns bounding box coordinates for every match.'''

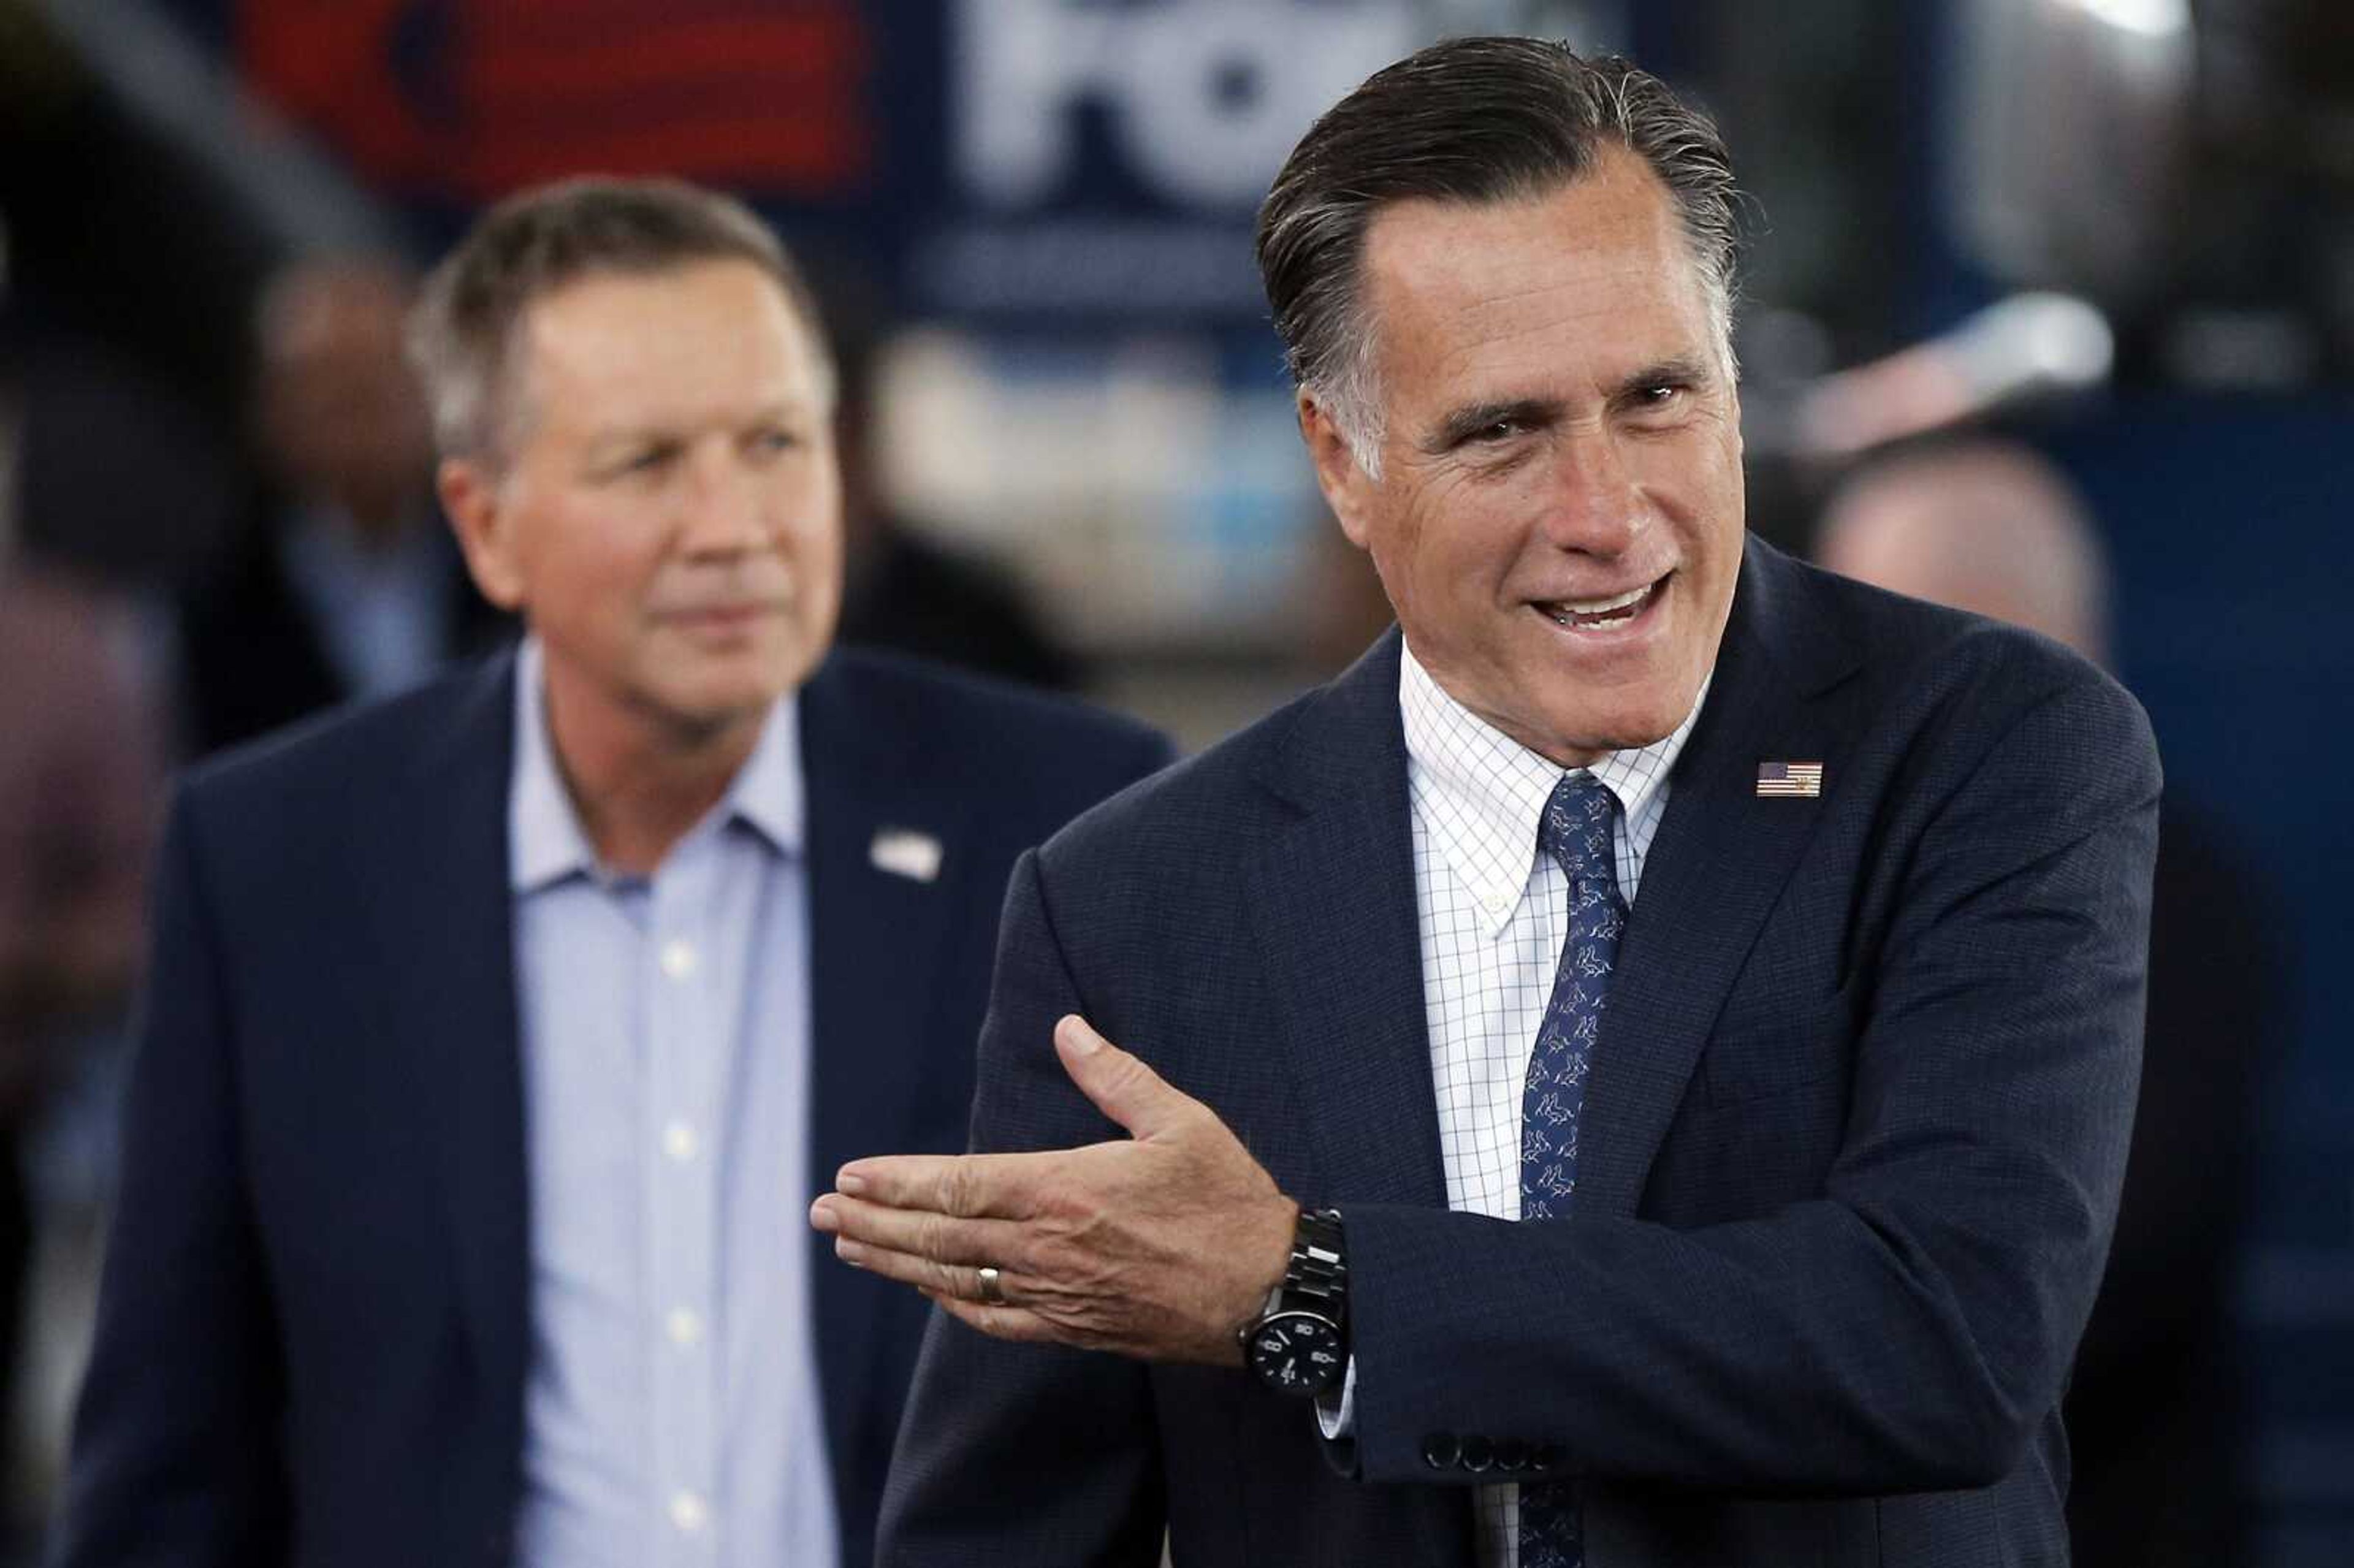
[1248,1311,1344,1395]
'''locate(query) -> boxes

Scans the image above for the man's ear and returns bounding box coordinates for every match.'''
[1297,389,1377,551]
[440,457,526,612]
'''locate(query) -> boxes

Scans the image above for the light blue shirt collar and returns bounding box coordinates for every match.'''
[507,637,804,894]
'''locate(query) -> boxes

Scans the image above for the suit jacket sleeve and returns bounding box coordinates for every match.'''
[877,848,1170,1567]
[51,793,290,1567]
[1338,669,2162,1491]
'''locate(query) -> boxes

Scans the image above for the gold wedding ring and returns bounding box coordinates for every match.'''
[976,1266,1007,1306]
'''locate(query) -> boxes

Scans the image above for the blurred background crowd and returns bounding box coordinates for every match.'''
[0,0,2347,1562]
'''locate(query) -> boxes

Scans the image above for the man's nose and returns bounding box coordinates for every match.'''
[1536,425,1643,556]
[676,447,772,555]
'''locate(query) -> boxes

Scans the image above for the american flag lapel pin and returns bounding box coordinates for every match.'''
[869,828,944,883]
[1755,760,1824,799]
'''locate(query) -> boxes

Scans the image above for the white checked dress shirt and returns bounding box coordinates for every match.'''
[1398,644,1705,1568]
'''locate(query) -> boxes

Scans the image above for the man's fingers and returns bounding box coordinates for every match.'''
[925,1291,1065,1345]
[828,1234,945,1292]
[1053,1013,1195,1141]
[831,1150,1045,1218]
[809,1193,1028,1272]
[830,1231,1034,1307]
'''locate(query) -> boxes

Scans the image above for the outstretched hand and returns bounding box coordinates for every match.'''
[809,1015,1298,1366]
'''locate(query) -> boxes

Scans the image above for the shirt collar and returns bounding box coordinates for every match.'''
[1397,641,1707,936]
[508,637,804,894]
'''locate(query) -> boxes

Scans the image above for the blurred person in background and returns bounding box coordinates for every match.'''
[0,371,164,1549]
[1814,443,2106,663]
[1817,436,2275,1568]
[820,274,1082,693]
[50,177,1170,1568]
[819,38,2158,1568]
[173,259,511,758]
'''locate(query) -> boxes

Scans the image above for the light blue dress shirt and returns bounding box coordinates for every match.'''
[506,639,839,1568]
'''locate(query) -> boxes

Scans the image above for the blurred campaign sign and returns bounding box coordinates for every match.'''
[921,0,1413,318]
[921,0,1620,322]
[229,0,879,201]
[957,0,1414,208]
[197,0,1615,325]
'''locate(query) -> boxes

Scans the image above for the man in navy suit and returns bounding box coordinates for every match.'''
[815,40,2160,1568]
[51,179,1169,1568]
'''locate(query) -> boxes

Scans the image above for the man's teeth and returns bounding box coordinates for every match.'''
[1547,583,1652,625]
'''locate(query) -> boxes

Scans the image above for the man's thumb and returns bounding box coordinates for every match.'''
[1054,1014,1184,1139]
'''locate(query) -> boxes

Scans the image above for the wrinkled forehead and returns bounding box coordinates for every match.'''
[1357,157,1727,390]
[495,260,831,444]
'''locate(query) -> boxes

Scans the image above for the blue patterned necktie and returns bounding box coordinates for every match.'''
[1519,774,1625,1568]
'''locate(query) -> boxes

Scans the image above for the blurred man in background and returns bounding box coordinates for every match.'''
[0,479,161,1558]
[1815,442,2108,660]
[173,259,511,757]
[1,243,166,1553]
[1818,436,2274,1568]
[52,177,1169,1568]
[818,276,1081,693]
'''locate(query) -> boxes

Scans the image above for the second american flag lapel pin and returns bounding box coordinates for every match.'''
[869,827,944,883]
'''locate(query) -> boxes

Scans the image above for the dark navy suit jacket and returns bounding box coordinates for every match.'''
[51,649,1172,1568]
[880,540,2162,1568]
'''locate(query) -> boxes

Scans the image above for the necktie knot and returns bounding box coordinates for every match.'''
[1540,774,1620,896]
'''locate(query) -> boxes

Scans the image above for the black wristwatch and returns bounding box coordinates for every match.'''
[1241,1207,1348,1397]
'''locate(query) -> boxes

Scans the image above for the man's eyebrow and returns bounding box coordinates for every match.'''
[1423,397,1563,454]
[582,425,676,454]
[584,400,803,446]
[1614,354,1718,400]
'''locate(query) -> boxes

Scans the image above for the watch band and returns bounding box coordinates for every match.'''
[1278,1207,1347,1320]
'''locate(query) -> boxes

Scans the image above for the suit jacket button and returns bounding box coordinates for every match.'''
[1495,1438,1529,1472]
[1531,1442,1566,1472]
[1460,1435,1495,1472]
[1421,1431,1461,1470]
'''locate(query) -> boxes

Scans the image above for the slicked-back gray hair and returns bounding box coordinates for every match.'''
[406,177,834,465]
[1255,37,1742,478]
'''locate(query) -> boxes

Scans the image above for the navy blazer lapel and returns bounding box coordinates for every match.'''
[1575,541,1864,1219]
[1244,634,1471,1566]
[364,655,531,1440]
[798,658,970,1469]
[1245,632,1450,1212]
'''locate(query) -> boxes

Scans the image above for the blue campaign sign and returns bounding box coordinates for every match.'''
[909,0,1422,321]
[152,0,1623,328]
